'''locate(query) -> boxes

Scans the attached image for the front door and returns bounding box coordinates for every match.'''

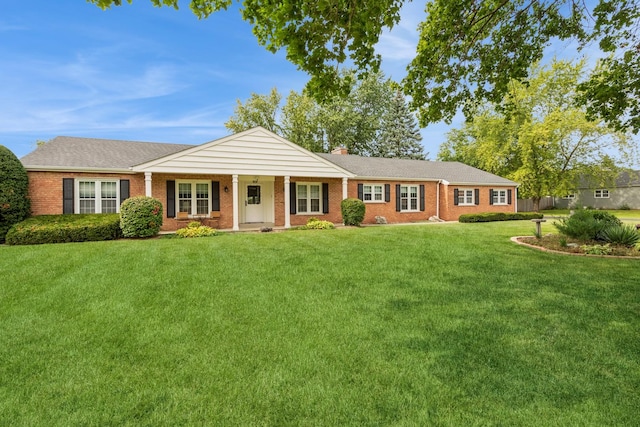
[245,184,263,223]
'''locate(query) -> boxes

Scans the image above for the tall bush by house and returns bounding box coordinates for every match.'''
[0,145,30,243]
[119,196,163,238]
[341,198,366,226]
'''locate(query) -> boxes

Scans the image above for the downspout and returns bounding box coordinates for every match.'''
[436,180,441,219]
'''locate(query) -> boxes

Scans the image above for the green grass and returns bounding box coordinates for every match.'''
[542,208,640,219]
[1,222,639,426]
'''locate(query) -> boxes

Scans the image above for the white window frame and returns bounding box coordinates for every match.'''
[176,180,211,216]
[492,189,508,205]
[562,194,576,200]
[296,182,322,215]
[400,184,419,212]
[75,179,120,214]
[457,188,475,206]
[363,184,384,203]
[594,189,610,199]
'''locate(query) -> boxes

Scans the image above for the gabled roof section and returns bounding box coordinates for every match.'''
[317,154,517,186]
[21,136,193,172]
[133,127,354,178]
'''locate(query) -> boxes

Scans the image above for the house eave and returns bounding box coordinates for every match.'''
[352,176,442,182]
[446,181,518,187]
[23,165,137,174]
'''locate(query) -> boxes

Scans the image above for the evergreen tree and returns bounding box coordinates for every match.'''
[376,91,426,160]
[0,145,30,243]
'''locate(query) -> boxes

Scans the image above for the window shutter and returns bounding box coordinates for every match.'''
[322,183,329,214]
[489,189,494,205]
[395,184,401,212]
[211,181,220,211]
[289,182,296,214]
[120,179,130,205]
[357,183,364,200]
[474,189,480,205]
[167,180,176,218]
[63,178,74,214]
[385,184,391,202]
[507,189,512,205]
[419,185,425,211]
[454,188,459,206]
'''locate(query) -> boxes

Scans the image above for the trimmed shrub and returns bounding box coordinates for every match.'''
[119,196,163,238]
[175,221,217,238]
[0,145,30,243]
[304,217,335,230]
[341,198,366,226]
[458,212,543,223]
[554,209,622,241]
[5,214,122,245]
[599,224,640,248]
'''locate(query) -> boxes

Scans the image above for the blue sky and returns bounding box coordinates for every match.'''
[1,1,634,162]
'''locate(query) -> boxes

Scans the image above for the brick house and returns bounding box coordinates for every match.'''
[20,127,518,231]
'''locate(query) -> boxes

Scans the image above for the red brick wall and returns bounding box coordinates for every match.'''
[439,184,517,221]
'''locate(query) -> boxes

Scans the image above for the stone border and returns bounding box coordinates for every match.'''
[510,236,640,259]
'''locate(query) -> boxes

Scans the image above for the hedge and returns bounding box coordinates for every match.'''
[5,214,123,245]
[0,145,30,243]
[458,212,544,223]
[119,196,163,238]
[341,198,366,226]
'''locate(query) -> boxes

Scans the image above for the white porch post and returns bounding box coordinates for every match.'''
[284,176,291,229]
[232,175,239,231]
[342,177,348,199]
[144,172,152,197]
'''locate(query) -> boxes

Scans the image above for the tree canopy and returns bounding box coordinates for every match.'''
[0,145,30,243]
[89,0,640,134]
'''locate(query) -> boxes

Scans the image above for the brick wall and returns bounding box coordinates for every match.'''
[439,184,517,221]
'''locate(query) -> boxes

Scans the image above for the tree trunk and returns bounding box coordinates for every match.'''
[533,197,541,212]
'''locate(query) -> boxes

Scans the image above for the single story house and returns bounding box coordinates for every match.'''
[21,127,518,231]
[554,170,640,210]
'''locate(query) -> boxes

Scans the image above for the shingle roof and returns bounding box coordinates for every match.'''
[21,136,194,170]
[316,153,517,185]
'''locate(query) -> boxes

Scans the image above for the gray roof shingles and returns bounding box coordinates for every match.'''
[21,136,517,185]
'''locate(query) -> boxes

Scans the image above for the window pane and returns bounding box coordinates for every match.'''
[401,186,408,198]
[310,185,320,198]
[374,186,383,201]
[101,181,117,199]
[102,200,117,213]
[80,200,95,214]
[196,183,208,198]
[196,200,208,214]
[298,199,307,212]
[297,185,307,198]
[179,200,191,213]
[410,186,418,198]
[179,183,191,198]
[401,199,408,210]
[411,199,417,210]
[311,199,320,212]
[79,181,95,198]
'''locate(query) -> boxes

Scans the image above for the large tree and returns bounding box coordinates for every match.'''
[438,60,635,211]
[374,90,425,160]
[90,0,640,133]
[0,146,30,243]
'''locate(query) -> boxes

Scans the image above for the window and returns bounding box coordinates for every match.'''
[594,189,609,198]
[400,185,419,212]
[76,180,119,214]
[457,189,474,206]
[178,181,210,215]
[297,183,322,214]
[492,189,507,205]
[363,184,384,202]
[562,194,576,199]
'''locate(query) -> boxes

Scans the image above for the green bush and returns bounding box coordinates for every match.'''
[5,214,122,245]
[0,145,30,243]
[599,224,640,248]
[119,196,163,238]
[458,212,543,223]
[175,221,217,238]
[341,198,366,226]
[580,243,612,255]
[554,209,622,241]
[304,217,335,230]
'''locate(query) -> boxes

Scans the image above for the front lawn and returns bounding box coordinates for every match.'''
[542,208,640,219]
[1,222,638,425]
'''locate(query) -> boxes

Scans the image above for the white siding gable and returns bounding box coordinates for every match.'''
[133,127,353,178]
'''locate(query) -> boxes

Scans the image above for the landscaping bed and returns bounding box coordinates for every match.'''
[517,234,640,257]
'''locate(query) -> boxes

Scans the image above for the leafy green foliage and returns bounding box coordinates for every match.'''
[580,243,613,255]
[303,217,335,230]
[599,224,640,248]
[341,198,366,226]
[119,196,163,238]
[0,145,30,243]
[224,87,282,134]
[175,221,218,238]
[458,212,543,223]
[374,90,425,159]
[5,214,122,245]
[554,209,622,242]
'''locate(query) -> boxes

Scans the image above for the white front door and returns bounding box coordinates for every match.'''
[245,184,263,223]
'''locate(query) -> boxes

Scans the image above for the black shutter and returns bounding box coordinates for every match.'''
[489,189,494,205]
[507,189,513,204]
[322,183,329,214]
[167,180,176,218]
[395,184,401,212]
[357,183,364,201]
[120,179,130,205]
[290,182,296,214]
[454,188,459,206]
[63,178,74,214]
[420,185,425,211]
[474,189,480,205]
[385,184,391,202]
[211,181,220,211]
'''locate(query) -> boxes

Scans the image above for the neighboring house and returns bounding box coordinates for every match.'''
[554,171,640,210]
[21,127,518,231]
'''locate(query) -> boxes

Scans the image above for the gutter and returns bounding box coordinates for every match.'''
[24,165,137,174]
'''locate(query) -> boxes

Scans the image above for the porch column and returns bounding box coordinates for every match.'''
[144,172,152,197]
[232,175,239,231]
[342,177,348,200]
[284,176,291,229]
